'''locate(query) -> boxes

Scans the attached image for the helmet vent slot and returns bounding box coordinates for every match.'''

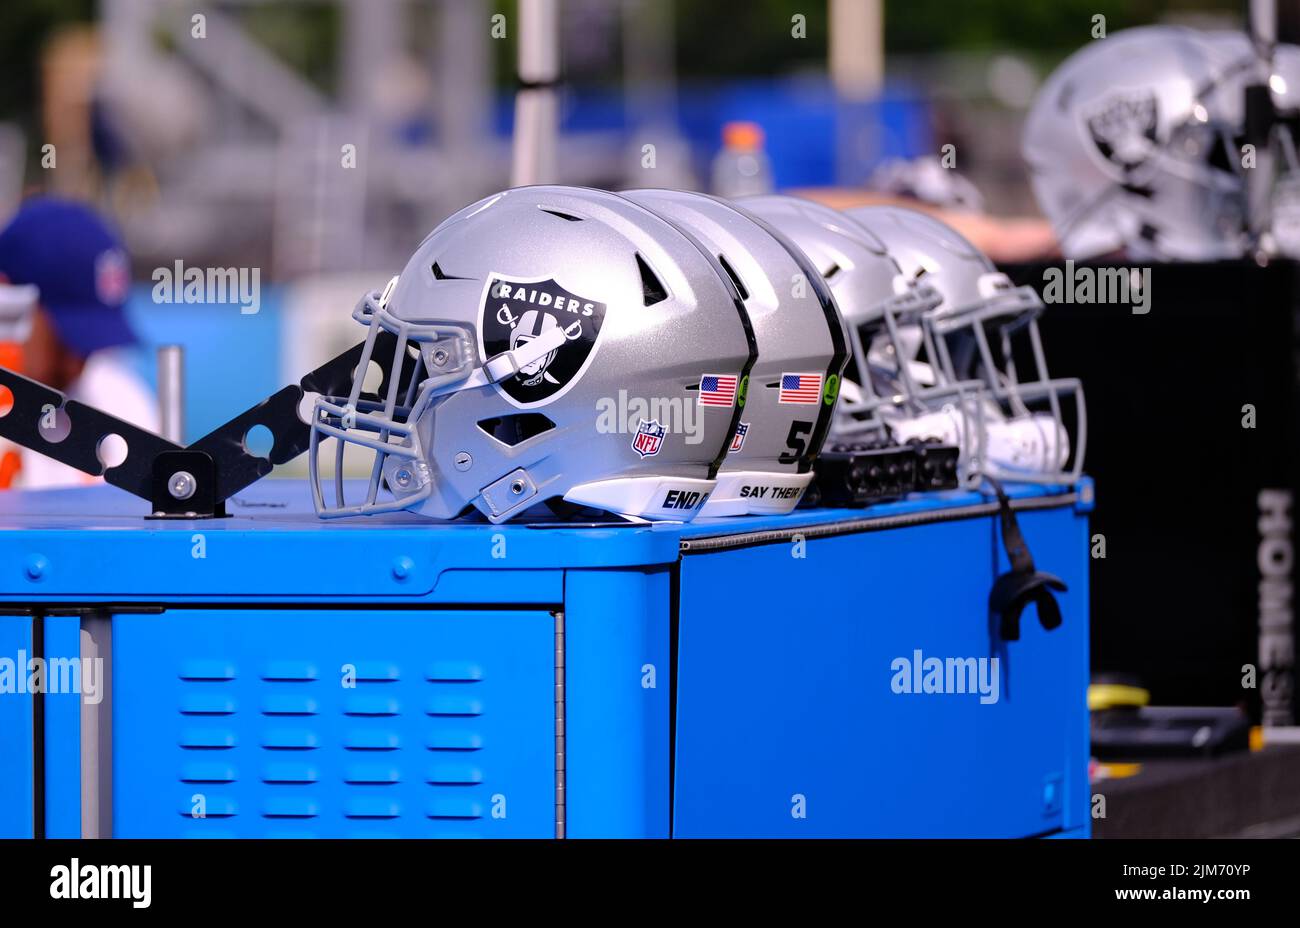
[540,208,584,222]
[431,262,471,281]
[476,413,556,446]
[823,262,842,280]
[636,253,669,306]
[715,253,750,302]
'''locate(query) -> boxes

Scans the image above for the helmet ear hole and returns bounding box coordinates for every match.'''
[476,413,556,447]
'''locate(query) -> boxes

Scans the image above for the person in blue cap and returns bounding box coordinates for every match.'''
[0,196,158,488]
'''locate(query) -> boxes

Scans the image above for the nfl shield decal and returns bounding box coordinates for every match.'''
[730,421,749,453]
[632,418,666,458]
[480,274,607,406]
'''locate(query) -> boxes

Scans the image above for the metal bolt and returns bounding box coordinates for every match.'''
[433,348,450,366]
[169,471,197,500]
[510,479,526,495]
[454,452,472,472]
[393,468,413,489]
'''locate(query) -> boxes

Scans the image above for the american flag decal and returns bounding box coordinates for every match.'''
[778,372,823,405]
[697,374,738,407]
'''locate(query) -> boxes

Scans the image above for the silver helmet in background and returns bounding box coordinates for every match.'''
[309,185,757,523]
[847,206,1086,485]
[624,189,850,516]
[866,155,987,212]
[1023,25,1251,261]
[1197,30,1300,256]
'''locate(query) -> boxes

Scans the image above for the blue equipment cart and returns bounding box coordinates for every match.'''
[0,479,1092,838]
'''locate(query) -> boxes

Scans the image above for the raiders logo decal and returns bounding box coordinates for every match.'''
[480,274,608,407]
[1083,90,1158,177]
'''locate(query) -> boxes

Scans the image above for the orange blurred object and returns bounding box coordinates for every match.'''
[0,450,18,488]
[0,342,21,488]
[722,121,764,152]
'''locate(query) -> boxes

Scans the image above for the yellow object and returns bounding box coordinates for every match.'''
[1088,682,1151,711]
[1096,762,1142,779]
[1250,726,1264,752]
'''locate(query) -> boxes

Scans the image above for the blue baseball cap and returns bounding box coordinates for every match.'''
[0,197,137,357]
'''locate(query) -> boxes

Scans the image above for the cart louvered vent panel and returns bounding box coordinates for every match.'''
[112,610,555,837]
[173,661,486,827]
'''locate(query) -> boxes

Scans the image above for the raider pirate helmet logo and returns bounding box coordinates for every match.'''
[1083,90,1159,177]
[480,274,607,407]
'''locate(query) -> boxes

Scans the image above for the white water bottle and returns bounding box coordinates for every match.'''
[711,121,774,198]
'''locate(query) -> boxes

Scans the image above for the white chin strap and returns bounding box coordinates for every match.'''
[838,378,867,404]
[906,360,936,386]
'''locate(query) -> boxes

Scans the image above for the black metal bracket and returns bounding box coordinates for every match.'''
[0,330,418,518]
[0,365,182,499]
[803,439,959,508]
[149,449,223,518]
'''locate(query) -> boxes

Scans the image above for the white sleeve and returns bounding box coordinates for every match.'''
[73,351,161,434]
[17,352,160,489]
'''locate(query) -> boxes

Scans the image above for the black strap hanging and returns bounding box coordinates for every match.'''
[986,476,1067,641]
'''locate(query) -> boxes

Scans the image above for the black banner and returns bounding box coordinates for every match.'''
[0,837,1289,913]
[1002,259,1300,724]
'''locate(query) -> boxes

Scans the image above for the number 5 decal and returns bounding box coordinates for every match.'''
[778,420,813,464]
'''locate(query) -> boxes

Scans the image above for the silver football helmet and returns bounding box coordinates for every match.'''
[866,155,986,212]
[309,185,757,523]
[1023,25,1251,260]
[735,194,950,447]
[848,206,1086,485]
[624,189,850,516]
[1198,31,1300,256]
